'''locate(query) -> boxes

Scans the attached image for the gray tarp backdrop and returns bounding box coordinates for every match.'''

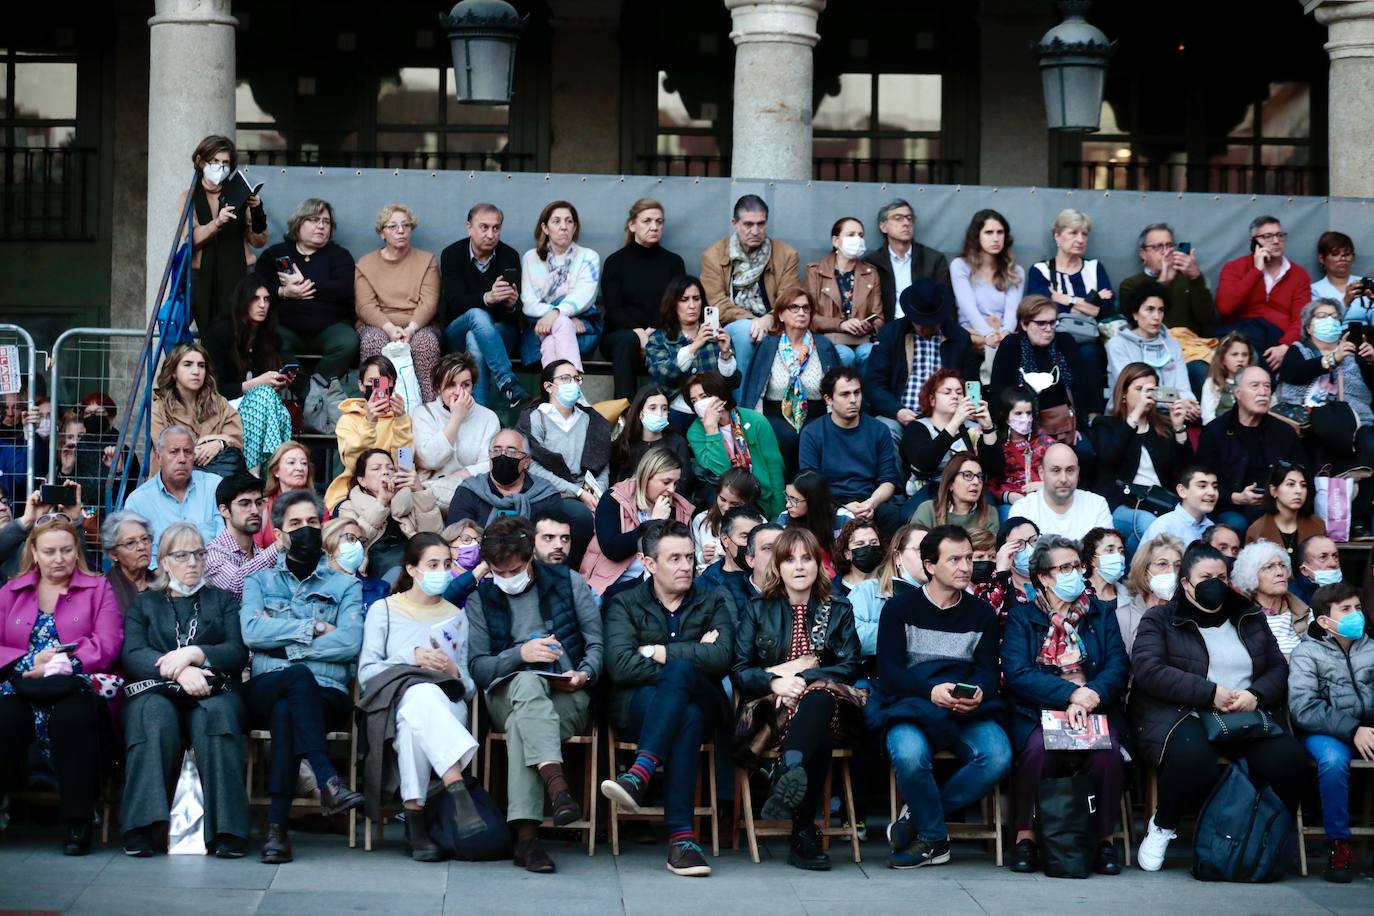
[244,167,1374,301]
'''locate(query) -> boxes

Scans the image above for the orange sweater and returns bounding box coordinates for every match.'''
[354,247,441,329]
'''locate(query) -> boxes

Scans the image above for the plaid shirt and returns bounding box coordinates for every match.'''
[645,329,730,389]
[204,525,280,599]
[903,329,945,414]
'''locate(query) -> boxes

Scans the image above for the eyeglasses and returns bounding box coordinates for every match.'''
[1010,535,1040,550]
[955,470,987,483]
[489,446,528,459]
[453,534,482,546]
[116,534,153,552]
[37,512,73,526]
[304,216,333,226]
[1253,231,1288,243]
[784,303,812,314]
[885,213,914,224]
[1047,561,1084,576]
[338,532,361,544]
[785,495,807,507]
[382,222,415,233]
[165,549,207,563]
[1027,318,1056,329]
[1149,557,1180,571]
[1142,242,1176,253]
[552,373,584,385]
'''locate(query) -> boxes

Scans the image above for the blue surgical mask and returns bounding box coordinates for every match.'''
[1142,345,1172,369]
[1312,568,1343,587]
[1312,316,1343,343]
[420,570,450,597]
[1336,611,1366,640]
[1052,569,1086,602]
[642,413,669,433]
[335,539,365,574]
[1096,553,1126,583]
[555,383,582,408]
[1013,545,1034,576]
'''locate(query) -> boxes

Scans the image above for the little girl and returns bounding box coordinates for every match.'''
[690,467,761,571]
[1201,332,1252,425]
[986,385,1054,522]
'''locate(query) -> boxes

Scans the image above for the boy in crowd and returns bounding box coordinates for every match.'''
[1140,466,1218,546]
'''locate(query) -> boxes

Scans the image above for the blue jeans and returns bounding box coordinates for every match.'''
[833,342,875,368]
[624,659,721,835]
[1111,503,1158,554]
[445,311,519,406]
[724,318,758,392]
[1303,733,1353,840]
[887,717,1012,842]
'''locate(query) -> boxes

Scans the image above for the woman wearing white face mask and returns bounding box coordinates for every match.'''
[804,216,884,368]
[179,134,267,335]
[1113,533,1183,655]
[990,295,1081,445]
[120,523,252,858]
[357,532,479,862]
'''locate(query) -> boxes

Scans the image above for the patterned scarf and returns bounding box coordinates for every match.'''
[778,331,813,432]
[1036,591,1090,675]
[728,233,772,317]
[719,409,753,471]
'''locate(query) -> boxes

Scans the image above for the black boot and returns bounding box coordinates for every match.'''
[63,820,91,857]
[445,779,488,839]
[319,776,365,817]
[787,823,831,871]
[261,823,293,864]
[406,812,444,863]
[761,752,808,822]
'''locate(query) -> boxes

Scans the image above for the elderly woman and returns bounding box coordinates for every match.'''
[0,517,123,855]
[1114,533,1184,655]
[521,199,602,371]
[119,523,250,859]
[255,196,360,386]
[354,203,442,401]
[178,134,267,334]
[151,342,246,479]
[644,276,740,428]
[102,510,154,612]
[442,519,488,610]
[411,352,499,507]
[1131,544,1305,872]
[1025,208,1113,415]
[322,516,387,609]
[738,286,842,475]
[989,295,1080,444]
[580,447,695,597]
[1001,535,1129,875]
[1276,296,1374,536]
[1231,540,1309,657]
[803,216,883,367]
[335,448,444,584]
[599,197,686,400]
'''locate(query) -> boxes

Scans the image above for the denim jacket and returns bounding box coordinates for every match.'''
[240,554,365,693]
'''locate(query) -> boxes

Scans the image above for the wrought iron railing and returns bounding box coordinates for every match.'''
[637,154,966,184]
[0,146,99,241]
[1060,160,1328,197]
[239,149,537,172]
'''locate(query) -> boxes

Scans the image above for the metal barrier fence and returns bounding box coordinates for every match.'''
[0,324,38,503]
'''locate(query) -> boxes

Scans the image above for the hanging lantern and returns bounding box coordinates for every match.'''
[1036,0,1113,132]
[440,0,527,105]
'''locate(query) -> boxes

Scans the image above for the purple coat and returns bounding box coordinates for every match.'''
[0,569,124,675]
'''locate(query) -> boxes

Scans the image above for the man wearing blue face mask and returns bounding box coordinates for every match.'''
[1292,534,1342,605]
[1289,583,1374,883]
[206,474,279,599]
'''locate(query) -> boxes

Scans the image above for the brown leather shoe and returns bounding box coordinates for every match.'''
[319,776,365,817]
[260,823,293,864]
[549,790,582,827]
[513,836,556,873]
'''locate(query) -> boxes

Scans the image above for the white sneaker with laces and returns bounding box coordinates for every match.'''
[1137,817,1176,872]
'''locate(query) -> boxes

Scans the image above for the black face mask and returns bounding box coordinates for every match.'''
[735,543,751,570]
[1192,577,1230,611]
[84,415,111,436]
[850,545,883,574]
[286,525,324,568]
[491,455,522,487]
[971,560,995,584]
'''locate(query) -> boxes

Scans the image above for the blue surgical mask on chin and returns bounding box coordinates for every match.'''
[642,413,669,433]
[1312,316,1343,343]
[1312,567,1343,587]
[1013,545,1034,576]
[419,570,450,597]
[555,383,582,408]
[1052,569,1086,602]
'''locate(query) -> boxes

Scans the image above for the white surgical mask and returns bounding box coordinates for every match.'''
[36,418,51,438]
[838,236,866,260]
[694,398,714,419]
[1021,366,1059,394]
[1149,572,1177,601]
[169,577,205,597]
[202,163,230,186]
[493,567,531,595]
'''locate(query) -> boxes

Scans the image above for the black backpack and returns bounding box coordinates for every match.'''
[1191,760,1295,882]
[422,776,511,861]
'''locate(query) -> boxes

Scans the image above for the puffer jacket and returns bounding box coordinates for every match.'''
[1289,620,1374,739]
[1129,588,1288,766]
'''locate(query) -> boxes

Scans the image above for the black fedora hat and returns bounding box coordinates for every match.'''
[898,277,952,325]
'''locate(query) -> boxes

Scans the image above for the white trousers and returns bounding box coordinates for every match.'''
[395,683,479,804]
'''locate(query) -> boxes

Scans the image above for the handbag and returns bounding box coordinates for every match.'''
[168,750,208,855]
[1191,760,1294,882]
[1057,312,1100,344]
[304,373,347,433]
[124,672,230,706]
[1316,472,1357,542]
[1114,481,1180,516]
[1267,402,1310,433]
[1036,773,1096,879]
[12,673,87,705]
[1201,709,1284,743]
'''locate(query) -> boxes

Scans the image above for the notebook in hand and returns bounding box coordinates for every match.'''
[221,169,264,212]
[1040,709,1113,751]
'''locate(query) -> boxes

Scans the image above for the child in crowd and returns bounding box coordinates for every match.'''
[689,467,761,571]
[1200,332,1252,425]
[1140,465,1219,547]
[985,386,1054,522]
[778,470,840,575]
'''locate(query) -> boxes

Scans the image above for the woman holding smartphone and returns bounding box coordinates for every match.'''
[324,355,414,510]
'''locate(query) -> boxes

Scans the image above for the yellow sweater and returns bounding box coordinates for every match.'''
[323,397,414,509]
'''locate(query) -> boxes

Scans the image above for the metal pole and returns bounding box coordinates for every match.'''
[48,328,151,487]
[0,323,39,497]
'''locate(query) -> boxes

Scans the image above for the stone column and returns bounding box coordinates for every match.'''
[977,0,1056,186]
[724,0,826,180]
[1309,0,1374,197]
[547,0,622,174]
[144,0,237,313]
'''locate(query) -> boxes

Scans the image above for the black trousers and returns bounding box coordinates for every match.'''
[780,690,836,825]
[0,691,102,822]
[601,329,647,401]
[1153,714,1305,829]
[242,665,351,798]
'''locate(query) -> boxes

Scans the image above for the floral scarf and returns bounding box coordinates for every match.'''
[1036,591,1090,676]
[728,233,772,317]
[778,331,813,432]
[719,408,753,471]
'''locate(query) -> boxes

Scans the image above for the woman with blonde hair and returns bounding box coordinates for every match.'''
[151,341,245,478]
[521,200,602,371]
[600,197,686,400]
[1114,533,1184,653]
[354,203,442,401]
[580,446,694,597]
[255,441,325,549]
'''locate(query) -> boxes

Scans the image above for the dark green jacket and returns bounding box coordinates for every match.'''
[603,580,736,731]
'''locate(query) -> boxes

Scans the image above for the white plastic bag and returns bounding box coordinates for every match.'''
[167,750,207,855]
[382,341,423,414]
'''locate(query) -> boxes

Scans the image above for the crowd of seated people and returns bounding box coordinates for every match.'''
[8,131,1374,885]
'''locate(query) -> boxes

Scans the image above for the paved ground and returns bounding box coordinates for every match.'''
[0,824,1370,916]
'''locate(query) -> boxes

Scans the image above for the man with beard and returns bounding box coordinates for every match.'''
[531,506,573,565]
[206,474,280,597]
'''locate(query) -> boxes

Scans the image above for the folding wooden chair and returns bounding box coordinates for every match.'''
[889,752,1005,866]
[736,748,861,864]
[605,723,719,856]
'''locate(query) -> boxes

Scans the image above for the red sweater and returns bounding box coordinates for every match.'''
[1215,254,1311,345]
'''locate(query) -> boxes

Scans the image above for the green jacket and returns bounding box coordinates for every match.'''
[602,579,737,731]
[687,407,786,519]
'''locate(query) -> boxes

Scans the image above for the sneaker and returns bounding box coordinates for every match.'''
[760,760,808,822]
[886,836,951,870]
[601,773,648,813]
[787,823,831,871]
[886,804,914,852]
[666,839,711,877]
[1327,839,1354,884]
[122,827,155,858]
[1137,817,1176,872]
[499,377,532,409]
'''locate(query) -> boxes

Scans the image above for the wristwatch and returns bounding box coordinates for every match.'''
[639,645,655,658]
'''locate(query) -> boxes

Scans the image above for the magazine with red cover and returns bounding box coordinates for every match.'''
[1040,710,1113,750]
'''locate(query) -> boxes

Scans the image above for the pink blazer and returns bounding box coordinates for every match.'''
[0,569,124,675]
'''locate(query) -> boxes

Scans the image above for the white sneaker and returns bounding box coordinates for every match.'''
[1137,817,1176,872]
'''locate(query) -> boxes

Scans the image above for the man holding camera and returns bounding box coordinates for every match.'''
[1217,214,1312,369]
